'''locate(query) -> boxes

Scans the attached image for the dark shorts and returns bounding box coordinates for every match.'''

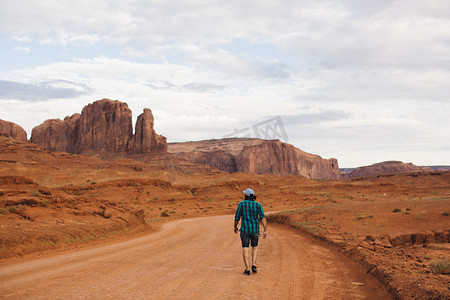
[240,232,259,248]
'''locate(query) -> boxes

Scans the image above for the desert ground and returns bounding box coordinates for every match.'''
[1,136,449,299]
[0,215,391,299]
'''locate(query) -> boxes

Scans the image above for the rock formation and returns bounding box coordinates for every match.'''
[168,138,340,180]
[130,108,167,154]
[75,100,133,154]
[0,119,27,141]
[342,161,432,179]
[31,99,167,155]
[30,99,337,179]
[31,114,80,152]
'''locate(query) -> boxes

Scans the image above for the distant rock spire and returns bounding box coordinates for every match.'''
[130,108,167,154]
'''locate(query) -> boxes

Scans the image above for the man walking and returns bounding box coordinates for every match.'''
[234,188,268,275]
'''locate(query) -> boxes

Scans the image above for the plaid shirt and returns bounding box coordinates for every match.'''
[235,199,266,234]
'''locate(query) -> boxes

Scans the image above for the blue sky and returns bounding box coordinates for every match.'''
[1,0,449,167]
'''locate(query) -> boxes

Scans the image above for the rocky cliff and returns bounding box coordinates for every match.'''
[0,119,27,141]
[31,99,167,155]
[168,138,340,180]
[75,100,133,154]
[31,114,80,153]
[129,108,167,154]
[342,161,432,179]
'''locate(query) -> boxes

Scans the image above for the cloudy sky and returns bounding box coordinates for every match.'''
[1,1,449,167]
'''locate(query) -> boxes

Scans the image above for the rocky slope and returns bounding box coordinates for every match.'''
[31,99,167,155]
[0,119,27,141]
[342,161,432,179]
[168,138,340,180]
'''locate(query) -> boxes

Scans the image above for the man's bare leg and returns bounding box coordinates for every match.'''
[251,246,258,266]
[242,247,250,270]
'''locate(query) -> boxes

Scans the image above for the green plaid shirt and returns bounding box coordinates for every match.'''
[235,200,266,234]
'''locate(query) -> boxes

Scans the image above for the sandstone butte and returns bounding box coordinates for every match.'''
[167,138,340,180]
[341,160,432,179]
[31,99,167,155]
[0,119,27,141]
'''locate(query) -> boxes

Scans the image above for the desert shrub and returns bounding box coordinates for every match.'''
[62,237,80,244]
[430,258,450,274]
[31,191,41,197]
[356,213,366,220]
[356,213,374,220]
[266,213,292,225]
[40,200,50,207]
[82,235,97,242]
[393,208,402,213]
[296,222,324,233]
[443,211,449,216]
[161,209,170,217]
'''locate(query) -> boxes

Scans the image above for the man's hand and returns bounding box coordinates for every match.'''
[234,219,239,234]
[260,217,268,239]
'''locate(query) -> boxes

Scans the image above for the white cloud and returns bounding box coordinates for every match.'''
[13,36,31,43]
[13,46,30,52]
[120,47,147,57]
[39,33,100,46]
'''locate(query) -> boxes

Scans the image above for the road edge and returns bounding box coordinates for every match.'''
[266,213,403,299]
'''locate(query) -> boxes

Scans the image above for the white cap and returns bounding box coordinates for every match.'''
[243,188,255,196]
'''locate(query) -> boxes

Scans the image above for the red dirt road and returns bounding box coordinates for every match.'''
[0,215,391,299]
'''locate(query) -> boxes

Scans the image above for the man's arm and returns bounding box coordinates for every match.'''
[234,202,241,234]
[257,203,268,238]
[260,217,268,239]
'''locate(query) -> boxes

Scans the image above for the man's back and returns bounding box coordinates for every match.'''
[235,199,265,234]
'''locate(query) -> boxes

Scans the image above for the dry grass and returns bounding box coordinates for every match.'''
[430,258,450,275]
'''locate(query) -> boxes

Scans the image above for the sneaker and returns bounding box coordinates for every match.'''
[251,265,257,273]
[243,269,250,276]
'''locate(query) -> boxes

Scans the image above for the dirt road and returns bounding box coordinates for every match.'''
[0,215,391,299]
